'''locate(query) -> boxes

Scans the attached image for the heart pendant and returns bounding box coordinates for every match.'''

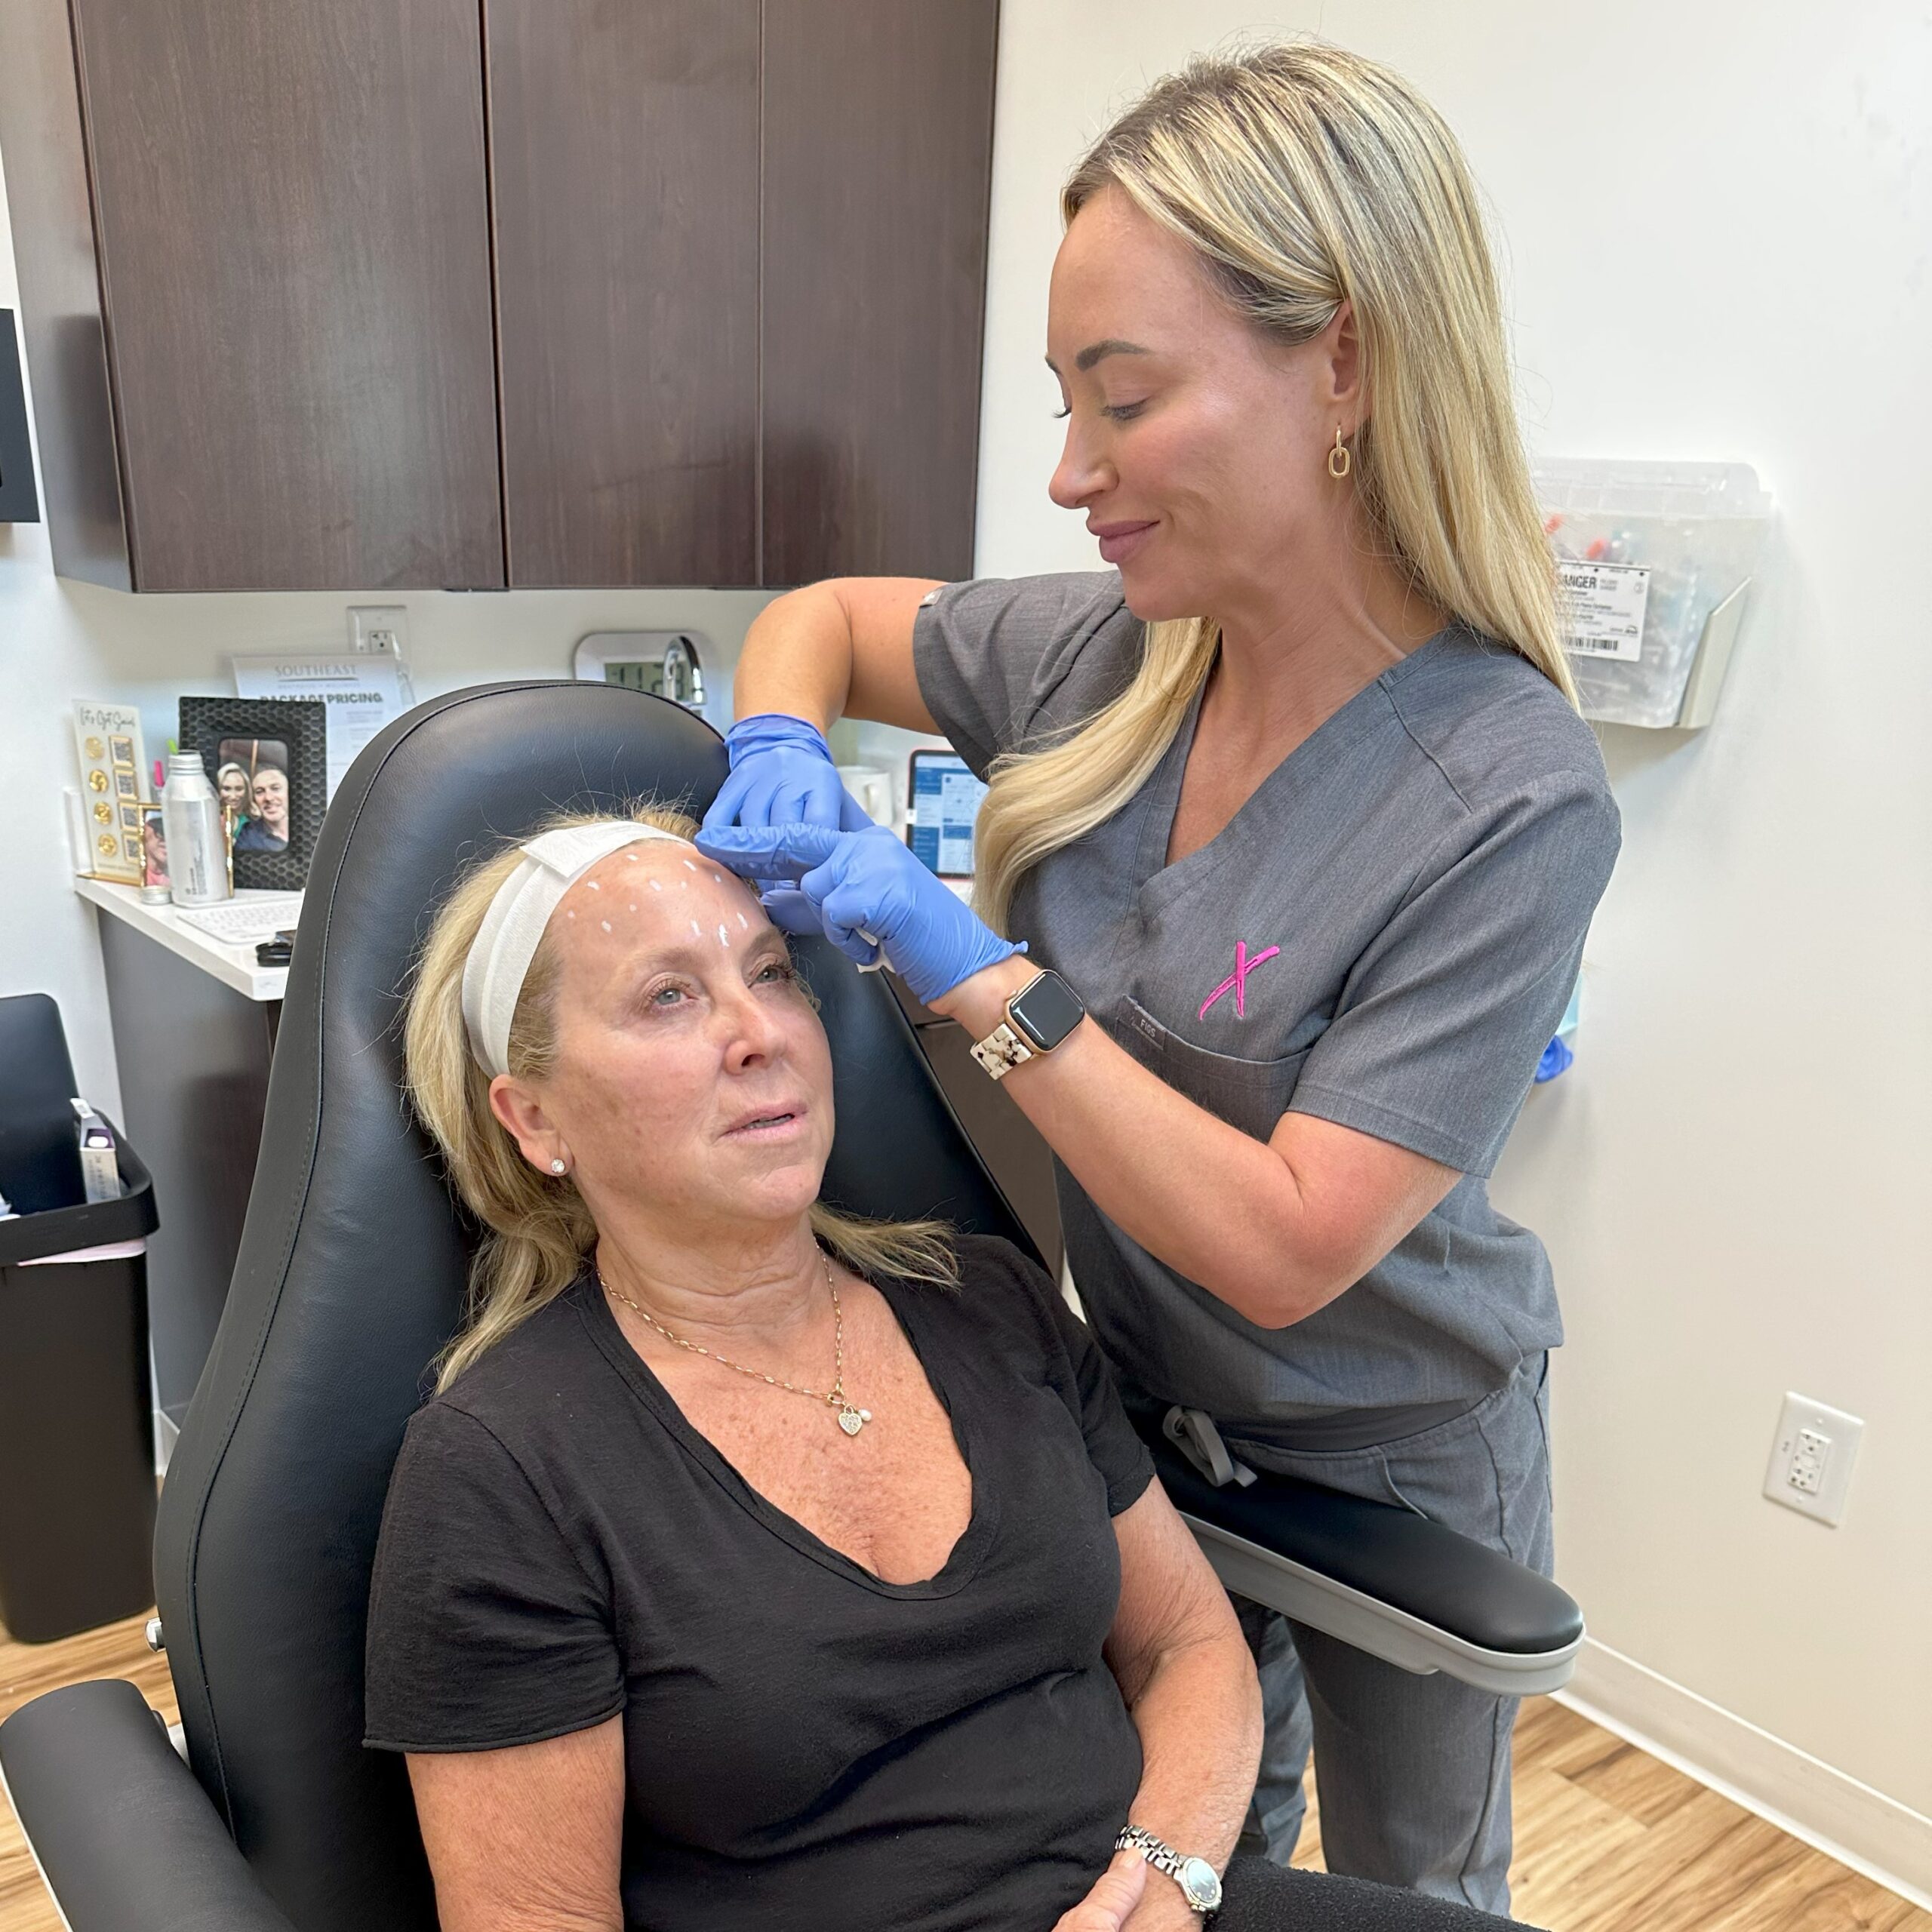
[838,1406,866,1436]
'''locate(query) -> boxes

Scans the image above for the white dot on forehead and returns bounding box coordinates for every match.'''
[681,858,697,872]
[709,870,725,884]
[586,879,600,891]
[648,878,662,891]
[717,923,729,948]
[565,909,576,919]
[689,918,701,937]
[600,919,612,932]
[737,911,749,929]
[628,903,637,912]
[623,851,638,863]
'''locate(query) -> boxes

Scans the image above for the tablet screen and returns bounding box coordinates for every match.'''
[906,751,987,878]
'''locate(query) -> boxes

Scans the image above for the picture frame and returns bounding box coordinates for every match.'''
[178,695,326,892]
[139,804,171,900]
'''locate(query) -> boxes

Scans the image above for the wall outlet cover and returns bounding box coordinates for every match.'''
[1762,1392,1863,1527]
[348,605,408,659]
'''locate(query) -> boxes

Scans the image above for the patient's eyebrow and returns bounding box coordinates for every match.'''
[621,929,784,983]
[1044,339,1153,376]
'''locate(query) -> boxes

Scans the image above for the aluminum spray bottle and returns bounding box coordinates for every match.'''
[161,752,232,907]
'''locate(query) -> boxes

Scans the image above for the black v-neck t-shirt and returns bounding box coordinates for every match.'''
[364,1235,1155,1932]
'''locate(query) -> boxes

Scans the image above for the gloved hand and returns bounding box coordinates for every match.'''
[695,821,1024,1008]
[703,714,872,838]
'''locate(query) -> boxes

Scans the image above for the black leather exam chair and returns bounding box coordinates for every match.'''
[0,682,1579,1930]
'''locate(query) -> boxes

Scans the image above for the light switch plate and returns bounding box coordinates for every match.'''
[1763,1392,1863,1527]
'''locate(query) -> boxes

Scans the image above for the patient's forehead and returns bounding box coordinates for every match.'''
[547,838,766,974]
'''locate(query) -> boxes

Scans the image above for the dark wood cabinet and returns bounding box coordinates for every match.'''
[488,0,762,589]
[760,0,998,586]
[487,0,998,589]
[2,0,504,592]
[0,0,996,592]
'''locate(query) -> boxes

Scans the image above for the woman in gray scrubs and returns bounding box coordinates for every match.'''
[700,42,1618,1921]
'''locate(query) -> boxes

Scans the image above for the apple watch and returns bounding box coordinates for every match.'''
[968,968,1085,1081]
[1115,1826,1223,1917]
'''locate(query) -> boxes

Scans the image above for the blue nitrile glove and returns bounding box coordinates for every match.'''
[696,822,1024,1008]
[703,714,872,837]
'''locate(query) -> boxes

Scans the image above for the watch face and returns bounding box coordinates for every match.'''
[1008,970,1084,1051]
[1179,1857,1223,1909]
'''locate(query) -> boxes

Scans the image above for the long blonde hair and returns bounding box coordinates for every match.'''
[404,803,955,1391]
[974,40,1572,934]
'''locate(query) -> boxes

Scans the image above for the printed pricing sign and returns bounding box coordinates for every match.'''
[232,654,403,800]
[1558,561,1651,662]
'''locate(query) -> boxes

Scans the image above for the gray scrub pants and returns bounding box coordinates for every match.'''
[1229,1353,1553,1918]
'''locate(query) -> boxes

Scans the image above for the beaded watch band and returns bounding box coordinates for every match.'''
[968,1019,1036,1081]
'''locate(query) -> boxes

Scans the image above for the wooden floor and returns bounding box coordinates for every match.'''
[3,1614,1925,1931]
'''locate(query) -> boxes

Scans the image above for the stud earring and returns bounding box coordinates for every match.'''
[549,1157,568,1176]
[1328,426,1352,480]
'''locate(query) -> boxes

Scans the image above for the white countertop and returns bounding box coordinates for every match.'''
[75,877,294,1002]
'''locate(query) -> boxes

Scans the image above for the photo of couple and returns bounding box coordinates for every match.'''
[215,737,291,854]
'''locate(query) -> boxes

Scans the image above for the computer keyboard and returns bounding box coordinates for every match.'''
[173,894,305,945]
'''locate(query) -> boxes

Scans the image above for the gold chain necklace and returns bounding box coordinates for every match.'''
[598,1249,873,1437]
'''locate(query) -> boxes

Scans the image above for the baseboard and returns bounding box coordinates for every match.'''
[1558,1636,1932,1909]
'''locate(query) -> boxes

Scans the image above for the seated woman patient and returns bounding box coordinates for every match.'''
[367,804,1263,1932]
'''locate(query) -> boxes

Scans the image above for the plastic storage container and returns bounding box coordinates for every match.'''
[1536,460,1773,729]
[0,993,160,1642]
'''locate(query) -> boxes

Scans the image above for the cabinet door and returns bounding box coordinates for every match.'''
[760,0,998,586]
[487,0,761,588]
[68,0,503,590]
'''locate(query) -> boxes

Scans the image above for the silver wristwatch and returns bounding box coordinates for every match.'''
[1115,1826,1223,1917]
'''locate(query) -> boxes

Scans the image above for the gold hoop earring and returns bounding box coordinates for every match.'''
[1327,426,1352,480]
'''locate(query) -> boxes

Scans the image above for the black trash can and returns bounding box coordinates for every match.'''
[0,992,161,1643]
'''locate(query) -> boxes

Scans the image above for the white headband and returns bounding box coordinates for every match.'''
[460,822,691,1078]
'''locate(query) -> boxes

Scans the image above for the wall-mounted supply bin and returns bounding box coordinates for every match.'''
[1537,460,1772,729]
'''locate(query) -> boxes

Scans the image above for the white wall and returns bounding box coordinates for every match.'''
[976,0,1932,1885]
[0,151,774,1118]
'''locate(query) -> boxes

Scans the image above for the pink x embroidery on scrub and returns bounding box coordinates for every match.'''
[1198,941,1281,1021]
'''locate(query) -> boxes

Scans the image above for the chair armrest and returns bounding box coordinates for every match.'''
[0,1679,297,1932]
[1140,1423,1584,1696]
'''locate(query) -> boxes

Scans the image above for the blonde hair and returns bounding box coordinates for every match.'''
[974,40,1572,933]
[404,803,955,1391]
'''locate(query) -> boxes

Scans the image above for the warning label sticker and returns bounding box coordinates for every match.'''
[1558,561,1651,662]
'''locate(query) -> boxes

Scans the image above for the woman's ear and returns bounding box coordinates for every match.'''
[488,1074,565,1174]
[1321,299,1366,419]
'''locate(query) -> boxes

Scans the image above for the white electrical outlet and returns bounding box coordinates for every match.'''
[1763,1393,1863,1526]
[349,605,409,660]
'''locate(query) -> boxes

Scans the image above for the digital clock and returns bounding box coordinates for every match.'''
[571,632,712,721]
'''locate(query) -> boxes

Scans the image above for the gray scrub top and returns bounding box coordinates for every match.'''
[914,571,1621,1447]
